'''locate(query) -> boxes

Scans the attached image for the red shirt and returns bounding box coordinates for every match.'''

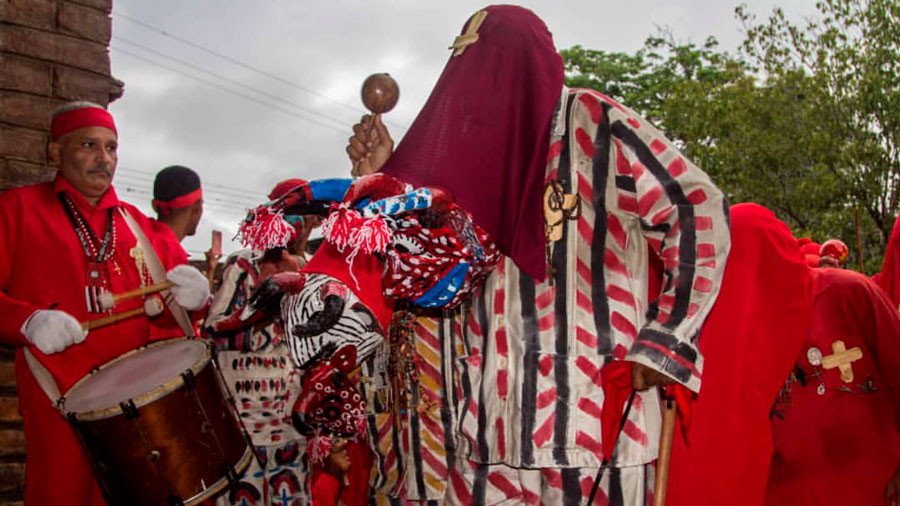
[767,268,900,506]
[0,176,187,392]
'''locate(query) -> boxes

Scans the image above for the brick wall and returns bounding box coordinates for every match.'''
[0,1,122,503]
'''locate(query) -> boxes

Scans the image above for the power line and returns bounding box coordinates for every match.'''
[115,173,263,204]
[112,11,408,132]
[114,36,356,131]
[118,166,268,196]
[116,167,268,202]
[112,46,352,135]
[117,184,254,213]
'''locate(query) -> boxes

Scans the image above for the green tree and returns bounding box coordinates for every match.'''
[560,0,900,273]
[737,0,900,272]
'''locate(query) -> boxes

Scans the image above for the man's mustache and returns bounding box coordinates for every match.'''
[87,164,113,177]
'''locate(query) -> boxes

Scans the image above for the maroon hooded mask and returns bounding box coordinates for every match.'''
[380,5,564,280]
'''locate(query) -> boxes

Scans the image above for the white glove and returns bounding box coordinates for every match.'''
[167,264,210,311]
[23,310,87,355]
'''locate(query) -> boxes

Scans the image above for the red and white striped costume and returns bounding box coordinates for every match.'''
[396,87,730,505]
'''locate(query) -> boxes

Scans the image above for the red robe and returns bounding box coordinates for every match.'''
[876,217,900,308]
[668,203,814,506]
[0,176,188,506]
[766,268,900,506]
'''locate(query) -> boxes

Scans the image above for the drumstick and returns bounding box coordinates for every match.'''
[82,307,146,331]
[653,395,678,506]
[83,298,165,331]
[99,281,174,311]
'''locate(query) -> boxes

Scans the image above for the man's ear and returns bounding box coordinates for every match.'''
[48,141,61,166]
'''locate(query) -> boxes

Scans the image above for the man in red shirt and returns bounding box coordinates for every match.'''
[0,101,210,505]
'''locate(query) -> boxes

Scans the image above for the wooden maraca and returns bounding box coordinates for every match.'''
[354,73,399,176]
[361,73,399,115]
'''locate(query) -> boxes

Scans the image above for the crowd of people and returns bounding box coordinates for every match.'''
[1,5,899,506]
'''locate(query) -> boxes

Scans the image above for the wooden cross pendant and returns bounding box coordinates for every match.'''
[449,10,488,56]
[130,246,147,284]
[822,340,863,383]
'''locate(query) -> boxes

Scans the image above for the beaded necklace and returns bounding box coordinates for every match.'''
[387,307,441,435]
[59,193,119,312]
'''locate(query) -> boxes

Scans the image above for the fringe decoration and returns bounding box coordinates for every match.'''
[353,213,393,256]
[307,433,333,466]
[321,205,364,251]
[321,205,394,289]
[237,207,297,252]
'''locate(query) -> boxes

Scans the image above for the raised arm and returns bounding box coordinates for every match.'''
[607,104,731,393]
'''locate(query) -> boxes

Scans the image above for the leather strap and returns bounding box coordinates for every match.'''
[118,208,195,338]
[23,348,62,403]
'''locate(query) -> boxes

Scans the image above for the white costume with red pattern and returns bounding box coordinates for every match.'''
[396,88,730,505]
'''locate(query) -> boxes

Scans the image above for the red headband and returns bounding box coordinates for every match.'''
[152,188,202,216]
[50,107,117,140]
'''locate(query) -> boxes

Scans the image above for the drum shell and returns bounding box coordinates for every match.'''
[65,344,249,506]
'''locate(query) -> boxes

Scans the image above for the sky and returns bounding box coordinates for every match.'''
[107,0,820,259]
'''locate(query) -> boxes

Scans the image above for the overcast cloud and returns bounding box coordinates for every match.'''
[108,0,819,258]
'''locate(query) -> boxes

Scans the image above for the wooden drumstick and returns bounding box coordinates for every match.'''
[83,297,165,331]
[653,395,678,506]
[354,73,399,176]
[99,281,175,311]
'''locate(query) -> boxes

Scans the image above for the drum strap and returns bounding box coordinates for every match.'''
[118,208,196,338]
[23,348,61,403]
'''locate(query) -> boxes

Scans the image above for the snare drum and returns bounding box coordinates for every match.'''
[60,339,251,506]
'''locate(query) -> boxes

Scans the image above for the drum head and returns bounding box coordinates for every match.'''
[64,339,208,414]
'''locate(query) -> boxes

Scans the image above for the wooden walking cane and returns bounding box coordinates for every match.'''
[653,392,678,506]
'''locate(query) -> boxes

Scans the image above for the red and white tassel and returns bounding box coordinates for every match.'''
[321,205,394,290]
[321,205,364,252]
[307,433,333,466]
[238,207,297,251]
[351,213,393,255]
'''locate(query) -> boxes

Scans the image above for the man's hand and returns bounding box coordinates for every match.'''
[324,439,352,485]
[818,256,841,269]
[346,114,393,177]
[886,469,900,504]
[23,309,87,354]
[167,265,210,311]
[204,250,221,270]
[631,362,676,391]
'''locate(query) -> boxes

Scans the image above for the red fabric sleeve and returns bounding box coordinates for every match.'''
[311,471,341,506]
[0,190,38,346]
[339,440,373,506]
[128,207,205,339]
[878,217,900,308]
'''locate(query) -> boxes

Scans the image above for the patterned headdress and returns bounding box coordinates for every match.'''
[238,174,499,310]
